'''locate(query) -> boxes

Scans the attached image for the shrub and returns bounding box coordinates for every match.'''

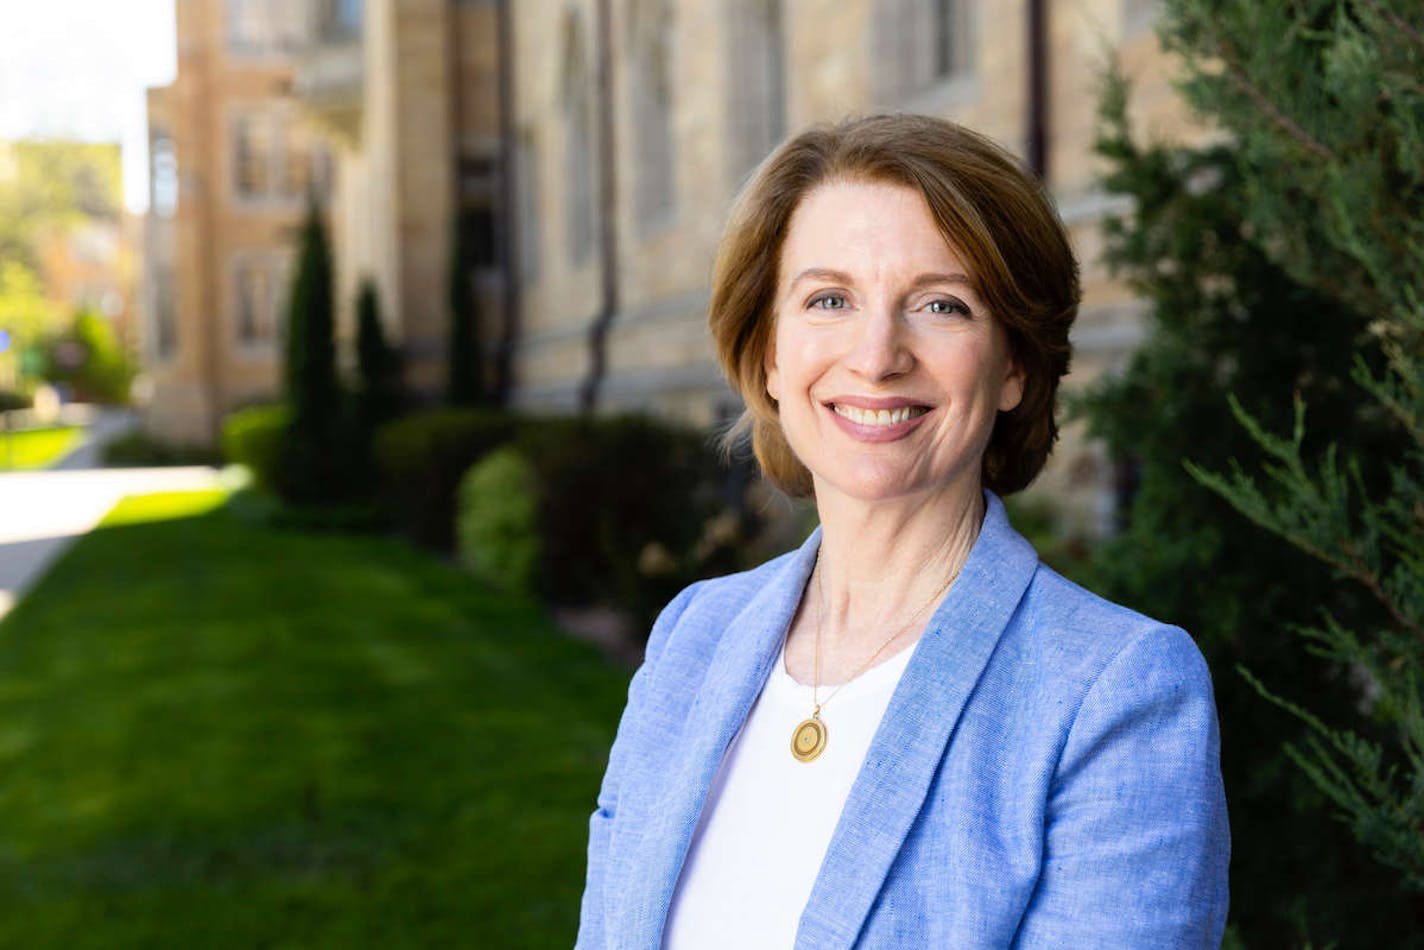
[0,390,32,413]
[221,404,291,495]
[102,431,223,468]
[513,414,730,630]
[372,408,519,549]
[456,446,539,595]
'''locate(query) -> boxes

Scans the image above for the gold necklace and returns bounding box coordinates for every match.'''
[790,551,958,763]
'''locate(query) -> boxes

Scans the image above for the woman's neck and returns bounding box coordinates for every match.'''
[810,482,986,659]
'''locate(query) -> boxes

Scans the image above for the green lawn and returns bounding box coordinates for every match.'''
[0,425,81,470]
[0,491,632,947]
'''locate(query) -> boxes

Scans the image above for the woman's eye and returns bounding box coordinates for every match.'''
[926,298,970,316]
[808,294,848,311]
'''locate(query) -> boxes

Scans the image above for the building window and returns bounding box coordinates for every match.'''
[562,11,597,266]
[232,112,332,206]
[516,131,540,282]
[1122,0,1162,37]
[227,0,311,55]
[315,0,363,39]
[630,0,676,233]
[152,266,177,361]
[232,255,287,349]
[725,0,785,186]
[151,133,178,217]
[458,156,500,272]
[872,0,977,105]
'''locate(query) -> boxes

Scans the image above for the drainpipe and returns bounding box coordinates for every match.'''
[579,0,618,414]
[1026,0,1048,180]
[493,0,519,406]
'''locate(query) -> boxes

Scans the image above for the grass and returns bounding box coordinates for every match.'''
[0,425,81,470]
[0,491,634,947]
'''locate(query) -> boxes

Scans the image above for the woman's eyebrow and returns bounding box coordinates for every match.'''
[787,268,973,288]
[788,267,854,287]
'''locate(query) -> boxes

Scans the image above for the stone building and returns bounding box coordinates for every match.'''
[142,0,334,444]
[143,0,1202,529]
[291,0,503,396]
[507,0,1202,532]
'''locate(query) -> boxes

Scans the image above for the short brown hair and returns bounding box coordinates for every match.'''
[708,114,1079,497]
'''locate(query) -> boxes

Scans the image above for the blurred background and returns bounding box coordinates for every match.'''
[0,0,1421,946]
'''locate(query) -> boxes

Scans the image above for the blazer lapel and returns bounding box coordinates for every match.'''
[794,492,1040,949]
[611,528,822,948]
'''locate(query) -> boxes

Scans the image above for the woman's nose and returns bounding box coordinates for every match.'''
[844,306,913,381]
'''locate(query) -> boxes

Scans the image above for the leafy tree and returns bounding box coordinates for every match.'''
[447,218,485,406]
[1155,0,1424,908]
[1077,39,1418,950]
[0,260,59,389]
[44,309,135,404]
[280,199,342,503]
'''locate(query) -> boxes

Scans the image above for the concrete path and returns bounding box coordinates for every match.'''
[0,409,223,621]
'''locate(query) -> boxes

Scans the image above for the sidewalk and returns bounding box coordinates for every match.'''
[0,409,222,621]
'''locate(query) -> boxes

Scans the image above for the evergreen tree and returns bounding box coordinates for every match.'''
[281,198,341,503]
[447,218,485,406]
[1157,0,1424,907]
[356,278,397,426]
[1079,51,1417,950]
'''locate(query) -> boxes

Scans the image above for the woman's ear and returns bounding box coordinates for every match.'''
[764,340,781,404]
[998,355,1025,413]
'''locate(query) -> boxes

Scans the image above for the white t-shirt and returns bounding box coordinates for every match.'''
[662,636,916,949]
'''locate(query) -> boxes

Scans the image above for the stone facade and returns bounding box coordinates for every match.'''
[142,0,333,444]
[296,0,503,396]
[509,0,1207,533]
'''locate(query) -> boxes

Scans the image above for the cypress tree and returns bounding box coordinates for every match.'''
[281,198,341,503]
[447,217,485,406]
[1078,38,1419,949]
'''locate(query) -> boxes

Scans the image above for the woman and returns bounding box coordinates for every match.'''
[577,115,1230,948]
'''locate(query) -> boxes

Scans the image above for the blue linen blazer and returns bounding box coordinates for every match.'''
[577,492,1230,948]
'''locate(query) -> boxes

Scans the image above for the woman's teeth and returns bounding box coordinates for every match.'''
[832,404,927,426]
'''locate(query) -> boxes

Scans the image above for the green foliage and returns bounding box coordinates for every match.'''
[447,218,485,407]
[0,141,122,275]
[0,261,60,388]
[0,491,628,946]
[511,414,747,631]
[221,404,291,496]
[457,446,540,595]
[1157,0,1424,903]
[43,309,135,404]
[280,200,344,505]
[1077,49,1415,945]
[372,407,520,549]
[354,279,399,434]
[101,431,223,468]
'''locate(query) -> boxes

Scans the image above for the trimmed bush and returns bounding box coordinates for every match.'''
[102,431,222,468]
[0,390,32,413]
[512,414,732,629]
[457,446,540,594]
[221,404,290,495]
[372,408,519,550]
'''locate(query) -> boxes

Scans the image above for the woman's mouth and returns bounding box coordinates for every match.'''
[830,403,930,427]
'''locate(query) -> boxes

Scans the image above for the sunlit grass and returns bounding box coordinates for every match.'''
[0,425,81,470]
[0,492,630,947]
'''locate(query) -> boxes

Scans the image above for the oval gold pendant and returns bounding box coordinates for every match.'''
[791,716,828,762]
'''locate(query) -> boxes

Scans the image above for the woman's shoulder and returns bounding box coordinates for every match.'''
[1010,561,1213,704]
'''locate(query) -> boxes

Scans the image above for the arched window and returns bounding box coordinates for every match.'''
[871,0,975,105]
[725,0,785,186]
[562,11,597,265]
[629,0,676,232]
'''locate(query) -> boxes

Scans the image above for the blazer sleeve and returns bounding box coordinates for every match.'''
[1012,624,1231,949]
[575,580,703,950]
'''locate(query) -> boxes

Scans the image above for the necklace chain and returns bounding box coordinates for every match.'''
[811,549,959,712]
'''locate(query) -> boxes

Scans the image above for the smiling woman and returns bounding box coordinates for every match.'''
[577,115,1230,948]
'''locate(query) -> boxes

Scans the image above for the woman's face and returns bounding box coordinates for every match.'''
[765,177,1023,507]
